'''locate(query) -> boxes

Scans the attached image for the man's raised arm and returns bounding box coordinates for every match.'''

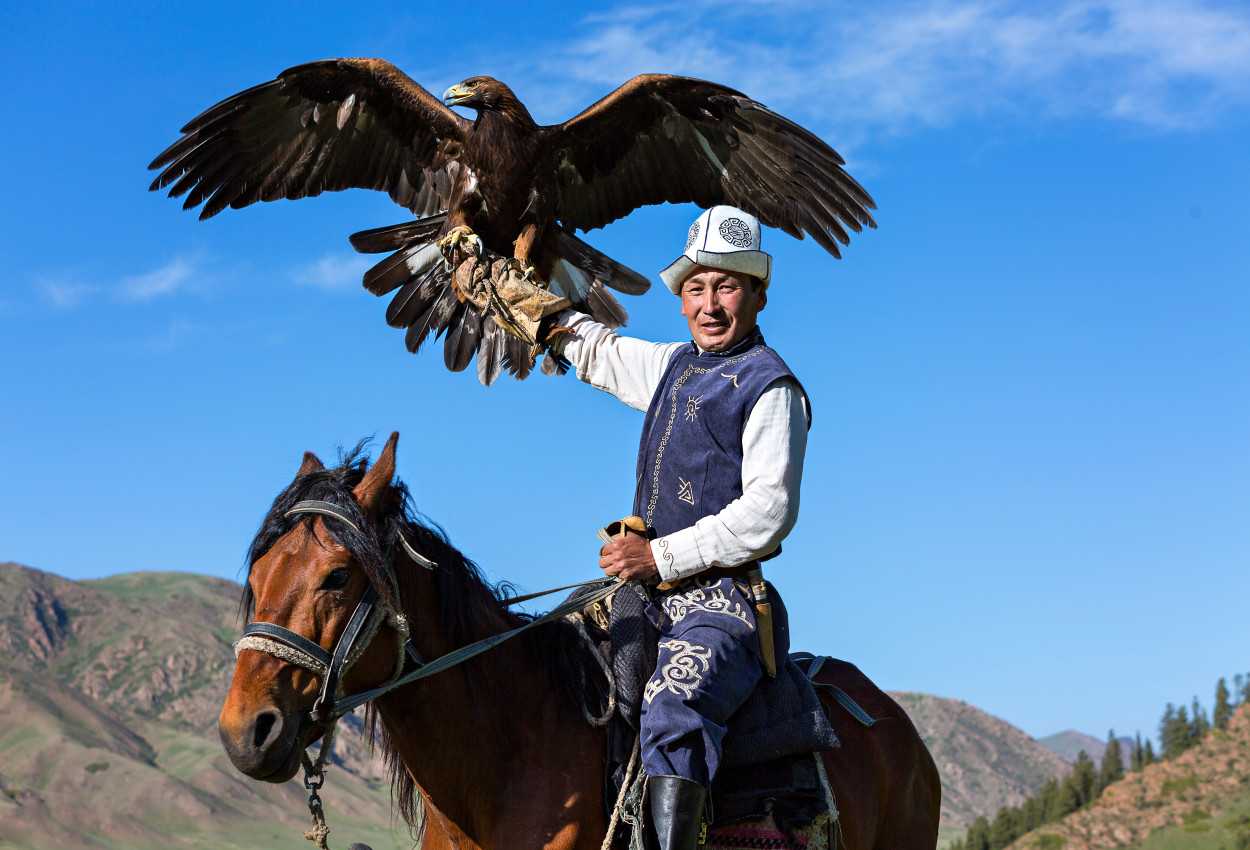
[549,311,686,411]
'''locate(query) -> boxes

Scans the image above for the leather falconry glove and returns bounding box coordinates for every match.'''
[447,247,571,354]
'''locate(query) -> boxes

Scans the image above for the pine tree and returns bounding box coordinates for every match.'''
[1235,673,1246,706]
[1215,678,1233,729]
[1143,739,1156,765]
[1160,703,1179,757]
[1055,775,1083,818]
[1175,705,1192,754]
[966,816,991,850]
[1072,750,1098,806]
[1039,778,1061,822]
[1099,730,1125,790]
[1021,795,1043,832]
[989,807,1020,849]
[1160,704,1192,757]
[1192,696,1211,740]
[1131,732,1144,771]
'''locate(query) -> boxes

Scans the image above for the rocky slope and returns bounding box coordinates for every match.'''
[892,692,1073,838]
[0,562,403,850]
[1005,704,1250,850]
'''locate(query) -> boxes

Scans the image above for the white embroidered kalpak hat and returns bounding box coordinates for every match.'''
[659,205,773,294]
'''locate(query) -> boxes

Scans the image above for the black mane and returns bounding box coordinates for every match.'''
[243,443,518,641]
[242,442,607,828]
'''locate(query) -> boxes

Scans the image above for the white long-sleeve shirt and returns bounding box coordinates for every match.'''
[553,312,809,582]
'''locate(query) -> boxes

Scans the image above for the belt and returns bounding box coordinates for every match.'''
[654,561,777,677]
[656,562,756,592]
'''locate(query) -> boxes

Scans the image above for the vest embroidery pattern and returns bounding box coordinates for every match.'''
[643,347,770,526]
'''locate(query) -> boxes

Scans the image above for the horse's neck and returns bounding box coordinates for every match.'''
[377,566,606,849]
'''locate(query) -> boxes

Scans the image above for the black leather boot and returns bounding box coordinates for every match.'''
[648,774,708,850]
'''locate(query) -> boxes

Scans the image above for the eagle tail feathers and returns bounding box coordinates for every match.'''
[350,214,448,253]
[476,320,506,386]
[365,240,444,296]
[553,230,650,295]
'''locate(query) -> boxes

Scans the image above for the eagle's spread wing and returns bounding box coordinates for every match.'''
[149,59,470,219]
[549,75,875,257]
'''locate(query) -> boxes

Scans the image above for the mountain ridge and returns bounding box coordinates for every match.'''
[0,561,1072,848]
[1038,730,1135,769]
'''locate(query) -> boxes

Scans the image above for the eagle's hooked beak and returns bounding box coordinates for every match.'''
[443,84,473,107]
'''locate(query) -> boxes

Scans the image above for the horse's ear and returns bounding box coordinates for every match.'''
[297,451,324,478]
[353,432,399,513]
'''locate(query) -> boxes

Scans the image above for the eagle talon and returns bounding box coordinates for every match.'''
[503,258,545,288]
[436,226,483,262]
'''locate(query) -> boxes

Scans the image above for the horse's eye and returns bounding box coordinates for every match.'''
[320,568,351,591]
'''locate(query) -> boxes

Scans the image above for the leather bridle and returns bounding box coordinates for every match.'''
[235,499,430,724]
[233,497,617,722]
[230,495,620,849]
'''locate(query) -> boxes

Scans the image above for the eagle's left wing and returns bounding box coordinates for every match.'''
[547,75,875,258]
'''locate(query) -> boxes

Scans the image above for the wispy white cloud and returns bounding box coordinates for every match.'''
[293,253,372,293]
[119,257,196,302]
[37,277,98,310]
[32,255,206,310]
[488,0,1250,136]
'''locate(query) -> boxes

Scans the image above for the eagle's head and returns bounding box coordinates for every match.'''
[442,76,516,112]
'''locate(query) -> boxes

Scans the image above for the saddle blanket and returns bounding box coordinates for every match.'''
[706,812,836,850]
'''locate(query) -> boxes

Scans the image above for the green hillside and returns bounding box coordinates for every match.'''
[1127,787,1250,850]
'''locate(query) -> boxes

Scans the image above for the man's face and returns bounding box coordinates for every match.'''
[680,268,767,351]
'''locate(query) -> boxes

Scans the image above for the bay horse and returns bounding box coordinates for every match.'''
[219,433,940,849]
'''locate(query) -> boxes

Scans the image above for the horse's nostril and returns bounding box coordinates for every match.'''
[253,710,281,749]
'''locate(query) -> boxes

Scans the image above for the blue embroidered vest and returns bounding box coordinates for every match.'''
[632,328,806,550]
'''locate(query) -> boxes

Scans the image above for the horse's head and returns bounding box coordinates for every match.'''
[219,432,411,782]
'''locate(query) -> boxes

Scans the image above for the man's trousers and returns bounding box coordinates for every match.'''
[639,576,762,786]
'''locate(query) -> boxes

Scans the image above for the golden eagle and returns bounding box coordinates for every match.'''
[149,59,876,384]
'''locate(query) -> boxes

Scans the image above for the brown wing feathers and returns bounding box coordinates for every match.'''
[148,59,467,218]
[151,64,875,384]
[550,75,876,258]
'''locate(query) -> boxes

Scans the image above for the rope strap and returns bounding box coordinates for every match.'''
[600,736,640,850]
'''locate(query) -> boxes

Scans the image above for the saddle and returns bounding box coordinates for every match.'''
[574,580,852,840]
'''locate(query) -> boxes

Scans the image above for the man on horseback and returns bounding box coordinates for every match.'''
[549,205,811,850]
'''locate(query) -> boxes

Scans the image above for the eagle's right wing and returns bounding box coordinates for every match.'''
[149,58,470,219]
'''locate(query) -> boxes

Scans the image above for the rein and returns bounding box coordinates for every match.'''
[233,498,618,848]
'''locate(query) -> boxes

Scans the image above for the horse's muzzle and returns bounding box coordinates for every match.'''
[218,706,304,782]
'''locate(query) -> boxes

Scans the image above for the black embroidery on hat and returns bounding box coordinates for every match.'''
[718,217,752,248]
[685,220,701,250]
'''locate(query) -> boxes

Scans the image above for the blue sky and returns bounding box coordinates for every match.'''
[2,1,1248,745]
